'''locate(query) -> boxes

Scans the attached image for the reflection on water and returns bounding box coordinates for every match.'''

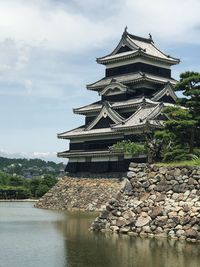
[0,202,200,267]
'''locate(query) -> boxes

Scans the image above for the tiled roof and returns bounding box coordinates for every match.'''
[57,149,124,158]
[97,31,180,65]
[87,72,177,90]
[74,97,157,114]
[112,103,164,130]
[74,101,102,114]
[58,101,164,139]
[58,126,117,139]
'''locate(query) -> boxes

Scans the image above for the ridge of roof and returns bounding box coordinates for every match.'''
[127,32,152,44]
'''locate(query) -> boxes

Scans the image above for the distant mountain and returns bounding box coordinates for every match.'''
[0,150,64,163]
[0,156,65,179]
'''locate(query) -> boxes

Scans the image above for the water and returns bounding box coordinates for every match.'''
[0,203,200,267]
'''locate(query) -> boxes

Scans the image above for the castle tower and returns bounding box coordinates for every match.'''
[58,28,179,173]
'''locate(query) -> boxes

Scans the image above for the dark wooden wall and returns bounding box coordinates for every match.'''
[65,157,147,173]
[106,62,171,78]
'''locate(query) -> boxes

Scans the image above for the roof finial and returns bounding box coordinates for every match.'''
[123,26,128,36]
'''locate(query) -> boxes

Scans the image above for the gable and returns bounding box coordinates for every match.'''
[93,117,116,129]
[159,95,176,104]
[86,103,124,131]
[100,81,127,96]
[116,45,133,54]
[151,83,177,103]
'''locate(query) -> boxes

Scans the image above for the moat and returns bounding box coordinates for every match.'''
[1,202,200,267]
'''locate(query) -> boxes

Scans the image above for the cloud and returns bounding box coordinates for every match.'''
[0,0,199,53]
[0,0,199,156]
[121,0,200,44]
[0,0,114,52]
[0,149,62,162]
[0,0,199,100]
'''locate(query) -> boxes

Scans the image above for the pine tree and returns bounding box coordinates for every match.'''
[175,71,200,152]
[155,106,196,161]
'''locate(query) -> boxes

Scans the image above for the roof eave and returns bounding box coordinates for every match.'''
[57,129,124,139]
[57,149,125,158]
[73,109,100,115]
[87,76,177,91]
[96,51,180,65]
[113,123,163,131]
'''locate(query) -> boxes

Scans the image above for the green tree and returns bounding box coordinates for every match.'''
[155,106,196,161]
[35,184,50,198]
[29,177,41,197]
[41,174,57,188]
[111,140,146,156]
[0,171,10,185]
[175,71,200,152]
[9,175,24,187]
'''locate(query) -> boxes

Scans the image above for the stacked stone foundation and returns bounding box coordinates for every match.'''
[91,163,200,242]
[35,176,121,211]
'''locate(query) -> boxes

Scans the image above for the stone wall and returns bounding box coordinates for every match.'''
[35,176,121,211]
[91,163,200,242]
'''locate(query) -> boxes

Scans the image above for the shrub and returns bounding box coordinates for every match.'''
[111,140,146,156]
[0,186,31,199]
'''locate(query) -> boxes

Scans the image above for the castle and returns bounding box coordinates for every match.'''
[58,28,179,173]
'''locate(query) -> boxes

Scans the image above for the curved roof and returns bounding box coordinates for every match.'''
[74,97,157,114]
[112,102,164,130]
[87,72,177,90]
[97,29,180,65]
[58,100,164,139]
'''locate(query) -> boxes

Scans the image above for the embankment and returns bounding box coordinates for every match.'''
[35,174,122,211]
[91,163,200,242]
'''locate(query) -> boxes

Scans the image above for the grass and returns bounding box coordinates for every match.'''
[155,158,200,167]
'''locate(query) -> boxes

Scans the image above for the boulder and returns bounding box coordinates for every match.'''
[119,227,130,233]
[185,229,198,238]
[174,168,181,177]
[122,210,136,220]
[135,212,151,227]
[100,210,110,219]
[121,178,133,195]
[110,226,119,232]
[155,216,168,227]
[116,217,127,227]
[154,180,169,192]
[188,178,198,185]
[139,192,150,201]
[176,229,185,237]
[150,206,163,219]
[155,193,165,202]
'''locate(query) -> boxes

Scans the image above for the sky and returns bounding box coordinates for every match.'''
[0,0,200,162]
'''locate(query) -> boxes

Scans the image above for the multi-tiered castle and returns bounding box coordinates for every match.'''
[58,28,179,173]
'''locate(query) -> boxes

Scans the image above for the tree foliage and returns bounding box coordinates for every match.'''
[154,71,200,162]
[111,140,146,156]
[175,71,200,152]
[113,72,200,163]
[0,171,57,199]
